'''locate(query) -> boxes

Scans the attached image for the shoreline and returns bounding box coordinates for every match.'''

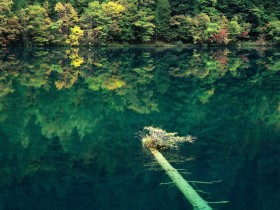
[0,41,277,49]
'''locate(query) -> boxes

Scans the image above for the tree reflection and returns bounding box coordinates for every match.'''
[0,47,279,210]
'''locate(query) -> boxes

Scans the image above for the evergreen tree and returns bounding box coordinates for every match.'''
[155,0,171,41]
[18,5,52,46]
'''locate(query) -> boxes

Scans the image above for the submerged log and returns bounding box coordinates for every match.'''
[141,127,212,210]
[149,148,212,210]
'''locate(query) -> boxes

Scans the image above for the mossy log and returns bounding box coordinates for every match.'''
[141,127,212,209]
[149,148,212,210]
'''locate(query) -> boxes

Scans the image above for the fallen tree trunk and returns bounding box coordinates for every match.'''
[149,148,212,210]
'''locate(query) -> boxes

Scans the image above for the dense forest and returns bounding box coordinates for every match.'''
[0,0,280,46]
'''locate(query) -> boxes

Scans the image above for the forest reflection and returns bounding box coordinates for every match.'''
[0,47,279,210]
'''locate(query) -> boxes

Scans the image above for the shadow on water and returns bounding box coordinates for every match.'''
[0,47,279,210]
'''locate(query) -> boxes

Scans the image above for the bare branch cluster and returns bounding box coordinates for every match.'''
[141,126,196,150]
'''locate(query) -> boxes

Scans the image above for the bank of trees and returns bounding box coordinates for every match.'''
[0,0,280,46]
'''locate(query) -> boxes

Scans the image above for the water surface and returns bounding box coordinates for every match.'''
[0,47,279,210]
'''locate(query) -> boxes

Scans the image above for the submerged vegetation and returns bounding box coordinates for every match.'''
[0,0,280,46]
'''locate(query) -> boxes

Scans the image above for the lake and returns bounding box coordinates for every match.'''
[0,47,279,210]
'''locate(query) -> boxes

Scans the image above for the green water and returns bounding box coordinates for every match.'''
[0,47,279,210]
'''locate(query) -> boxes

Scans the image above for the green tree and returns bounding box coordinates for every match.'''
[11,0,27,10]
[227,16,251,42]
[155,0,171,41]
[80,1,102,44]
[18,5,53,46]
[170,0,194,15]
[169,15,192,41]
[189,13,218,44]
[266,20,280,44]
[101,1,126,41]
[133,7,155,42]
[81,1,126,44]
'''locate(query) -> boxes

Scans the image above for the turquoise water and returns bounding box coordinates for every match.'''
[0,47,279,210]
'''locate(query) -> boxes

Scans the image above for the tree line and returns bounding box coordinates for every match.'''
[0,0,280,46]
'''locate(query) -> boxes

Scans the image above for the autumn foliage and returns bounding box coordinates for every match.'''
[0,0,279,46]
[209,28,229,44]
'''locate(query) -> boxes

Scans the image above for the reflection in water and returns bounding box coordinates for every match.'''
[0,47,279,210]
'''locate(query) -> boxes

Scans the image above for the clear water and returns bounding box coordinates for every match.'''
[0,47,279,210]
